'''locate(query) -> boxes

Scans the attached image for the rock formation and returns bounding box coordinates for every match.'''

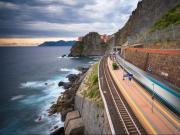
[114,0,179,45]
[69,32,108,56]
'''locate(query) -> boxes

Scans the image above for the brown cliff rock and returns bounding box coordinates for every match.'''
[115,0,179,45]
[69,32,107,56]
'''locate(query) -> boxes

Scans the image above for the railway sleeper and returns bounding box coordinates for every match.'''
[125,121,134,125]
[126,124,135,128]
[117,106,125,110]
[122,115,130,119]
[120,112,128,115]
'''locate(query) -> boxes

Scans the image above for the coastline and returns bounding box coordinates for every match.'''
[48,65,90,135]
[49,61,111,135]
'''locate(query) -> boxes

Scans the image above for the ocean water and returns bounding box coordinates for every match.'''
[0,46,98,135]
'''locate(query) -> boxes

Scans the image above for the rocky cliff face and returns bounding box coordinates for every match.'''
[115,0,179,45]
[69,0,179,56]
[63,63,111,135]
[69,32,107,56]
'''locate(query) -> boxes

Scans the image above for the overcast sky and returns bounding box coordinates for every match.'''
[0,0,140,38]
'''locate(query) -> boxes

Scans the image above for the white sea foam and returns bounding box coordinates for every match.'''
[20,75,67,105]
[88,61,95,64]
[69,56,79,59]
[57,56,68,59]
[11,95,25,101]
[20,79,61,89]
[57,56,79,59]
[20,81,46,89]
[60,68,81,74]
[19,73,71,132]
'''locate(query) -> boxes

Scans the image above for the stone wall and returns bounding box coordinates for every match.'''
[74,93,111,135]
[124,49,180,88]
[64,63,111,135]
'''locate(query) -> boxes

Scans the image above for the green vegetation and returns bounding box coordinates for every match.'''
[112,62,119,70]
[81,63,103,108]
[150,4,180,32]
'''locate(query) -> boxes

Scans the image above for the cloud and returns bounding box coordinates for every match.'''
[0,0,140,38]
[0,1,18,10]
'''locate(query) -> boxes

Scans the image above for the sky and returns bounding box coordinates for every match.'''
[0,0,140,45]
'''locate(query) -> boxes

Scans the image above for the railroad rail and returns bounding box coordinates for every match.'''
[99,56,146,134]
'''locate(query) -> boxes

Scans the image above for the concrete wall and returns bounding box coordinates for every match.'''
[124,49,180,88]
[75,93,111,135]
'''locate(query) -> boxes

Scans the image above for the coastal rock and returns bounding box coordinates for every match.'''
[58,81,72,89]
[49,71,86,121]
[77,66,89,73]
[54,126,58,129]
[50,127,64,135]
[62,54,66,57]
[66,74,79,83]
[69,32,108,56]
[58,81,64,86]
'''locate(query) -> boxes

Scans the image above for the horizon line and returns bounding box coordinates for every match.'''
[0,37,77,46]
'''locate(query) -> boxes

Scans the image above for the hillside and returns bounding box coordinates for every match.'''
[39,40,76,47]
[150,4,180,32]
[114,0,179,46]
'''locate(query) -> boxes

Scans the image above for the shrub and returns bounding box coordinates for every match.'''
[150,4,180,32]
[81,63,103,108]
[112,63,119,70]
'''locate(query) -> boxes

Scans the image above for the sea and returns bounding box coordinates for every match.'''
[0,46,99,135]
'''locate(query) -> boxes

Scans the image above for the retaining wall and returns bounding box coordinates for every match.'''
[124,48,180,88]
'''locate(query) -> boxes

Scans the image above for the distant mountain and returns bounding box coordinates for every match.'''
[39,40,76,47]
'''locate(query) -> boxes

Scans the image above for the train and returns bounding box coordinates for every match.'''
[115,54,180,115]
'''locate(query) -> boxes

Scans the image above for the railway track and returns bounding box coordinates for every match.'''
[100,56,146,134]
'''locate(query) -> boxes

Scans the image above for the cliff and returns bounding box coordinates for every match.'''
[39,40,76,47]
[64,63,111,134]
[115,0,179,45]
[69,32,108,56]
[74,63,111,134]
[69,0,179,55]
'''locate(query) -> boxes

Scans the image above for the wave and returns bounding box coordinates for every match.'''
[60,68,81,74]
[68,56,79,59]
[20,81,47,89]
[19,75,68,105]
[57,56,63,59]
[57,56,79,59]
[88,61,95,64]
[11,95,25,101]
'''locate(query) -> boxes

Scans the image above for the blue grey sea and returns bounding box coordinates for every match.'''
[0,46,98,135]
